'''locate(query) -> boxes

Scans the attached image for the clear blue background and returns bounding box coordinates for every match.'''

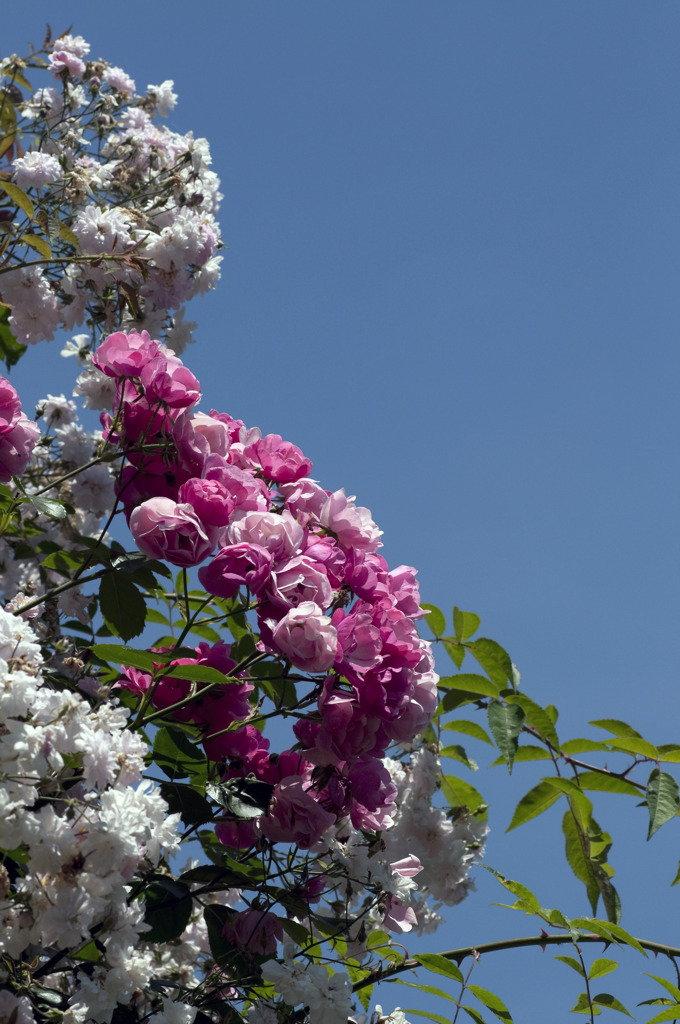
[5,3,680,1020]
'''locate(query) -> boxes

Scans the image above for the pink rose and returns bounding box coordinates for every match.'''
[198,543,273,599]
[92,329,163,378]
[319,489,382,552]
[259,777,336,848]
[270,601,339,672]
[227,509,304,560]
[267,555,333,611]
[129,496,217,566]
[178,477,235,528]
[222,909,283,955]
[245,433,313,483]
[191,412,230,455]
[140,355,201,409]
[0,378,40,483]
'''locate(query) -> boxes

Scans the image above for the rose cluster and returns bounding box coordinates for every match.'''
[97,329,439,854]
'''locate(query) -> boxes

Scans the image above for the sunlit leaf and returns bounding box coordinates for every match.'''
[421,603,445,637]
[443,719,494,745]
[0,179,34,218]
[506,780,561,831]
[646,768,680,840]
[453,606,481,641]
[588,959,618,980]
[413,953,464,982]
[487,700,525,773]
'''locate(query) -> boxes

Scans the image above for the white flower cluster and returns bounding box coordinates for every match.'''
[0,606,194,1024]
[0,392,117,619]
[261,945,354,1024]
[0,35,222,351]
[383,748,489,932]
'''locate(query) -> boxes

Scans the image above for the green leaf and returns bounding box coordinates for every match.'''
[453,606,481,641]
[467,985,513,1022]
[483,867,541,914]
[487,700,525,773]
[99,572,146,642]
[575,772,642,798]
[421,603,445,637]
[544,778,593,828]
[570,918,646,955]
[404,1012,453,1024]
[671,861,680,886]
[656,745,680,763]
[440,775,487,817]
[563,810,601,916]
[27,494,68,519]
[646,768,680,840]
[90,644,155,671]
[506,780,561,831]
[570,992,599,1015]
[391,980,458,1004]
[439,674,501,697]
[20,232,52,259]
[412,953,464,982]
[560,738,614,754]
[160,782,214,825]
[163,664,231,686]
[589,719,643,739]
[0,308,26,369]
[643,1008,680,1024]
[153,727,205,781]
[588,959,619,980]
[461,1006,489,1024]
[490,745,551,766]
[591,993,633,1016]
[443,719,494,745]
[441,637,466,668]
[206,777,273,819]
[504,693,559,748]
[204,903,235,965]
[143,879,193,943]
[554,955,585,976]
[0,179,35,218]
[644,975,680,1003]
[439,744,478,770]
[607,736,659,759]
[468,638,514,687]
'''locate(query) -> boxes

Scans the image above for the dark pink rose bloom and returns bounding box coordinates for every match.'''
[125,408,209,484]
[215,819,258,850]
[245,433,312,484]
[270,602,339,673]
[294,677,389,765]
[179,477,235,528]
[198,543,273,599]
[215,724,270,772]
[345,756,397,832]
[388,671,439,744]
[0,378,40,482]
[92,329,163,378]
[332,603,384,672]
[208,409,248,445]
[227,509,304,561]
[267,555,333,611]
[116,465,180,522]
[191,412,230,455]
[222,909,283,955]
[319,488,382,552]
[116,666,152,697]
[387,565,424,619]
[301,534,347,589]
[203,455,271,513]
[130,496,217,567]
[140,355,201,409]
[259,777,336,848]
[279,478,329,527]
[345,551,391,602]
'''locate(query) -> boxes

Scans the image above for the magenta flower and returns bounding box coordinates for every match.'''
[198,543,273,599]
[129,496,216,566]
[0,378,40,483]
[270,601,339,673]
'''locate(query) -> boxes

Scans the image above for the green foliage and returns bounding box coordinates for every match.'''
[487,700,525,773]
[645,769,680,839]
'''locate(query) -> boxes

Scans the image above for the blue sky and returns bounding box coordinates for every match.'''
[6,3,680,1019]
